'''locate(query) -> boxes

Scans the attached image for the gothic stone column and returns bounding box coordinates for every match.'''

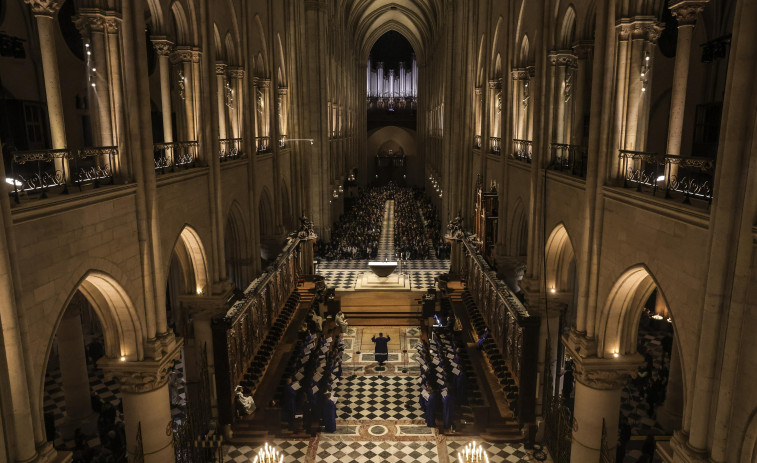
[57,301,95,437]
[215,63,228,140]
[565,334,643,463]
[100,341,182,463]
[171,47,196,141]
[151,37,174,144]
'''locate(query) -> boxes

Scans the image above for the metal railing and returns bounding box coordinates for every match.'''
[8,146,118,202]
[512,139,533,162]
[219,138,243,161]
[255,136,271,154]
[154,141,198,173]
[490,136,501,154]
[474,135,482,149]
[618,149,715,205]
[549,143,587,178]
[279,134,287,148]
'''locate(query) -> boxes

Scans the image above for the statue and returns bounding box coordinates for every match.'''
[235,386,256,416]
[445,211,465,240]
[289,211,317,240]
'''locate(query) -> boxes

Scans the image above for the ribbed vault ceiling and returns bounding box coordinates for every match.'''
[345,0,443,64]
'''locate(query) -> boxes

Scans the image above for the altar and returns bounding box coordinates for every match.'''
[354,261,412,291]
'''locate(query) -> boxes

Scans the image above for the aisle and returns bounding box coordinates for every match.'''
[377,200,395,260]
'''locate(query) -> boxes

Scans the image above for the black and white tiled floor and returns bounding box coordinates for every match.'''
[335,375,424,421]
[224,325,541,462]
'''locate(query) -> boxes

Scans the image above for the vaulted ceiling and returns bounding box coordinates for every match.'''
[344,0,444,64]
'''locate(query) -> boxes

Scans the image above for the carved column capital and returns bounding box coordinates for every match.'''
[215,62,228,75]
[99,340,182,394]
[549,50,577,67]
[170,45,194,64]
[24,0,64,16]
[73,11,106,35]
[617,17,664,43]
[150,36,174,56]
[511,68,529,80]
[104,14,121,33]
[227,66,245,79]
[669,0,708,26]
[563,332,644,390]
[258,79,271,89]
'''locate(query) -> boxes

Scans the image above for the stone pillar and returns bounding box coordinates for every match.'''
[277,86,289,144]
[75,11,114,147]
[191,49,202,140]
[215,63,228,140]
[228,67,245,141]
[151,37,174,144]
[474,87,483,143]
[0,134,39,462]
[665,1,708,177]
[105,14,126,177]
[565,334,643,463]
[571,42,593,146]
[171,47,196,141]
[657,340,683,433]
[101,341,182,463]
[57,302,95,436]
[26,0,66,150]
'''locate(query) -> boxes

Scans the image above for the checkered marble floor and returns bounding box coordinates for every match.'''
[44,355,186,451]
[318,259,450,291]
[335,375,425,421]
[224,323,538,463]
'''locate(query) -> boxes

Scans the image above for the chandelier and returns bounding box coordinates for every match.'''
[457,441,489,463]
[252,442,283,463]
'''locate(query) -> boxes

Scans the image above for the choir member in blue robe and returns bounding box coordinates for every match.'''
[372,333,391,365]
[283,378,297,423]
[442,389,454,428]
[322,392,337,432]
[425,388,439,427]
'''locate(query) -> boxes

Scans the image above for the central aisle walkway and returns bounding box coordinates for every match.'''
[318,198,448,291]
[224,325,536,463]
[377,200,395,260]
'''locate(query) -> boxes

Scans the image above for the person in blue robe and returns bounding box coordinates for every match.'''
[372,333,391,365]
[283,377,297,423]
[322,392,337,432]
[425,388,438,427]
[442,390,454,428]
[476,328,490,350]
[455,369,468,404]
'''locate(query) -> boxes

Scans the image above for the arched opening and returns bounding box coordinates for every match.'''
[41,271,144,455]
[258,188,278,264]
[596,266,685,457]
[225,202,250,291]
[166,226,210,337]
[559,6,577,49]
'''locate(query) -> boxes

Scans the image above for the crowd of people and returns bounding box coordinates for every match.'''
[70,397,127,462]
[315,187,388,260]
[393,187,433,259]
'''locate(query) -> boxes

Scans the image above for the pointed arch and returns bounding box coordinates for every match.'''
[258,188,275,237]
[225,201,250,291]
[544,223,577,292]
[519,34,530,66]
[494,54,502,78]
[224,31,236,66]
[509,197,528,257]
[559,5,577,49]
[276,33,288,87]
[475,34,486,87]
[254,14,270,77]
[490,16,503,77]
[170,1,191,44]
[213,23,224,61]
[596,265,678,357]
[49,271,144,364]
[169,225,210,295]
